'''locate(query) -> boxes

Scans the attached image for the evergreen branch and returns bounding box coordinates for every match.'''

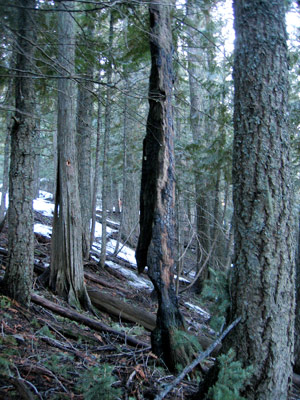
[154,316,242,400]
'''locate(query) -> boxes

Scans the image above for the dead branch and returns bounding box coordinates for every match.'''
[31,293,149,349]
[154,317,241,400]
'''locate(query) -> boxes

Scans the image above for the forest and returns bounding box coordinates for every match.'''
[0,0,300,399]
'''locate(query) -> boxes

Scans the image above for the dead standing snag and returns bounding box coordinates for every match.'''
[136,0,188,372]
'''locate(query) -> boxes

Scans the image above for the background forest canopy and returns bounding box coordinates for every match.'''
[0,0,299,226]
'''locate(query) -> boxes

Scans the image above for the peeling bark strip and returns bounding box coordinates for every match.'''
[1,0,37,306]
[226,1,295,399]
[136,0,185,371]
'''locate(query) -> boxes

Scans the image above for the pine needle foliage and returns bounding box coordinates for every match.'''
[76,364,121,400]
[207,349,253,400]
[201,267,230,332]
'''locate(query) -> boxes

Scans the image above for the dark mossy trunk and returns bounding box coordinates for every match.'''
[1,0,37,307]
[136,0,186,372]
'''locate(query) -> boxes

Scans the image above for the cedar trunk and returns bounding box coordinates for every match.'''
[136,0,185,371]
[77,69,93,259]
[50,1,90,309]
[225,1,295,399]
[1,0,37,306]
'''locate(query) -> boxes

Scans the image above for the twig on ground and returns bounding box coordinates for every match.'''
[154,317,241,400]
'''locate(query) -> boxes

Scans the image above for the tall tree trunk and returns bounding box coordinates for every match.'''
[1,0,37,306]
[295,215,300,373]
[100,10,114,268]
[0,49,15,222]
[33,117,40,199]
[224,1,295,398]
[0,131,10,221]
[50,1,90,309]
[136,0,186,372]
[77,67,93,259]
[186,0,212,291]
[90,83,102,249]
[114,78,128,255]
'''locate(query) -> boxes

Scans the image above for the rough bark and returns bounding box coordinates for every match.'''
[224,2,295,399]
[50,1,90,309]
[294,215,300,373]
[135,0,186,371]
[77,66,93,260]
[1,0,37,306]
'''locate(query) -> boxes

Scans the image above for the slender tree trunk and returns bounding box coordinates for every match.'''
[50,1,90,309]
[224,1,295,398]
[77,67,93,259]
[186,0,212,291]
[100,11,114,268]
[33,118,40,199]
[0,49,15,222]
[0,132,10,221]
[90,84,102,249]
[114,79,128,255]
[136,1,186,371]
[1,0,37,306]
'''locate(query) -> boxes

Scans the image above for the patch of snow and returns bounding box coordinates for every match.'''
[34,223,52,238]
[107,218,120,227]
[174,275,190,284]
[33,198,54,217]
[92,242,101,255]
[185,302,210,321]
[0,192,9,209]
[106,261,153,291]
[93,221,117,238]
[38,190,53,201]
[107,239,137,267]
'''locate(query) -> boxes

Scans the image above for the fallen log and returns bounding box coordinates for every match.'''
[87,286,156,331]
[84,270,128,294]
[31,293,149,349]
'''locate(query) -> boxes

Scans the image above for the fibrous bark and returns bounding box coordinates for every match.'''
[77,64,93,259]
[50,1,90,309]
[224,1,295,399]
[136,0,186,371]
[1,0,37,306]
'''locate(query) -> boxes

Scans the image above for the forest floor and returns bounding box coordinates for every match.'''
[0,192,300,400]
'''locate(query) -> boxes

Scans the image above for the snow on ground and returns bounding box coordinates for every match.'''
[34,223,52,238]
[38,190,53,201]
[0,192,8,208]
[33,198,54,217]
[106,261,153,291]
[107,239,137,267]
[31,192,204,311]
[93,221,117,238]
[184,302,210,321]
[175,275,191,284]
